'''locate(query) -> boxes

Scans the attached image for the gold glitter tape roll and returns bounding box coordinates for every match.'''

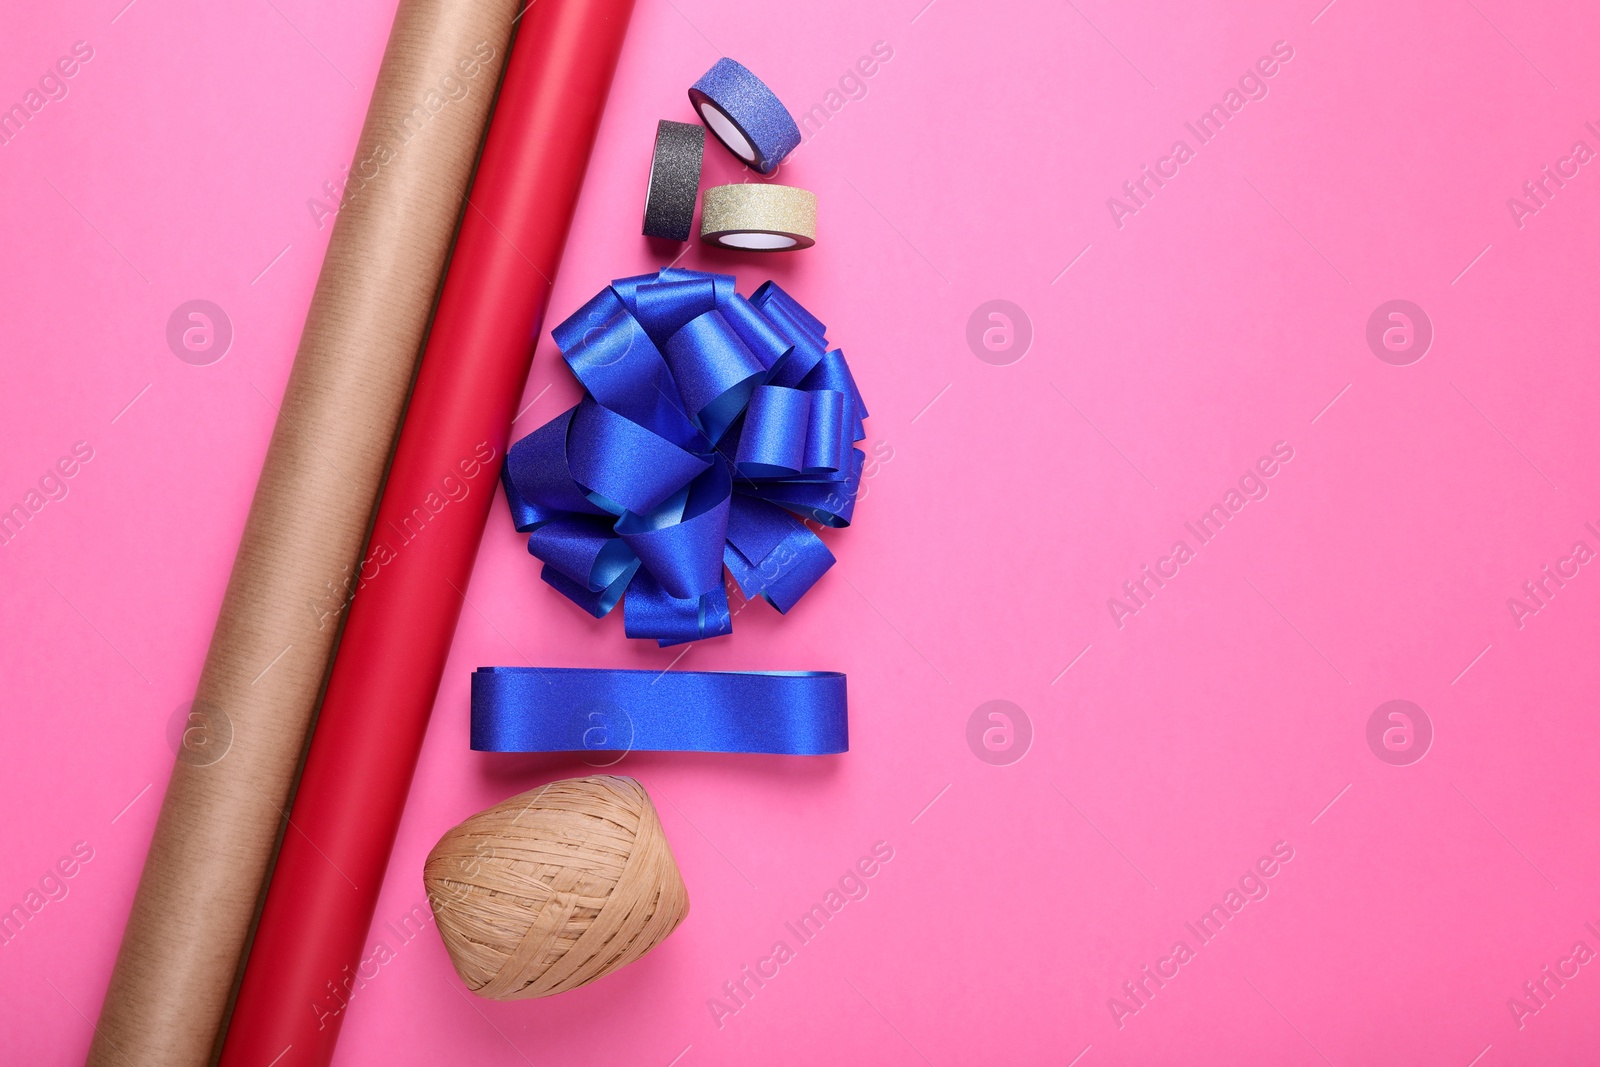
[699,183,816,251]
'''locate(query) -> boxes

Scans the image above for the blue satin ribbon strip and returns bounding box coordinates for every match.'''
[471,667,848,755]
[502,268,868,646]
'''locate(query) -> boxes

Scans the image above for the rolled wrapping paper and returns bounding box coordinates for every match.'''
[472,668,850,754]
[700,183,817,250]
[642,119,704,240]
[88,3,519,1064]
[217,2,637,1064]
[688,57,800,174]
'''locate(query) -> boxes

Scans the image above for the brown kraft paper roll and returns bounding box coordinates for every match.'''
[88,2,521,1063]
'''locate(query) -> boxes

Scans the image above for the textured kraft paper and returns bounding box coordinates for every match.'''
[87,2,520,1064]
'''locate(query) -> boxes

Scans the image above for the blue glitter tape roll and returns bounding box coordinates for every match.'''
[688,58,801,175]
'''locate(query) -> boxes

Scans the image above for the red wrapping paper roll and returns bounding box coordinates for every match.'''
[218,1,635,1063]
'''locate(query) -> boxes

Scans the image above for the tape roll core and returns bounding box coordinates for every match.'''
[720,232,796,250]
[698,102,755,162]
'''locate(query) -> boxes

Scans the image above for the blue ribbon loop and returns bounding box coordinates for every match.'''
[471,667,849,754]
[503,269,868,645]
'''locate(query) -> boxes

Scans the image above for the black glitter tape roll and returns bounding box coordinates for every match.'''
[642,119,705,241]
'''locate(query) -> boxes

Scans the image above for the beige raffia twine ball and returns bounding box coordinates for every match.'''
[423,775,689,1000]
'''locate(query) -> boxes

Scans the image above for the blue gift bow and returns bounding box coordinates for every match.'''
[471,667,848,754]
[501,268,868,646]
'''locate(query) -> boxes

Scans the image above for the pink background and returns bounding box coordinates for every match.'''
[3,0,1599,1063]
